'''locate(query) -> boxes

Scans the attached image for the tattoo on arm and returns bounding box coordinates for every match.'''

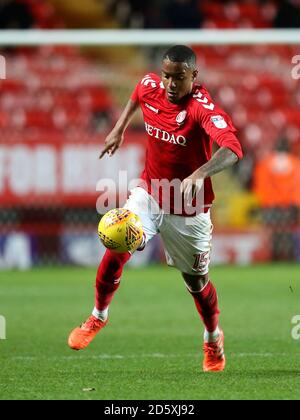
[199,147,239,178]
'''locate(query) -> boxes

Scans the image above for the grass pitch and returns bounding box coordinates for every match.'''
[0,264,300,400]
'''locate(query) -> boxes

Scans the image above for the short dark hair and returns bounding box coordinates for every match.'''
[163,45,196,69]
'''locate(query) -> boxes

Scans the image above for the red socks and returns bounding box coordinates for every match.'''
[95,250,131,311]
[188,281,220,333]
[95,249,219,334]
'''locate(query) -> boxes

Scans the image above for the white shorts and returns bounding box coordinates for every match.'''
[124,187,213,275]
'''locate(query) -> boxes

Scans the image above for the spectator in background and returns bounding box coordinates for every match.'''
[274,0,300,28]
[253,138,300,260]
[106,0,168,28]
[106,0,203,29]
[0,0,34,29]
[163,0,203,29]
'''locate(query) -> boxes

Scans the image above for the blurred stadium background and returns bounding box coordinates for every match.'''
[0,0,300,271]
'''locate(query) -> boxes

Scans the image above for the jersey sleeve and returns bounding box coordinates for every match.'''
[130,73,160,104]
[195,90,243,159]
[214,131,243,159]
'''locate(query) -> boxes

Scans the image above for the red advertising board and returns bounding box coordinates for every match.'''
[0,131,146,207]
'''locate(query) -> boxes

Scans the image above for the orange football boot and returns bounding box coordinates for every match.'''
[68,315,108,351]
[203,330,226,372]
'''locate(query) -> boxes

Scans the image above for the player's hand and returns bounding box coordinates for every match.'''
[180,175,204,206]
[99,130,124,159]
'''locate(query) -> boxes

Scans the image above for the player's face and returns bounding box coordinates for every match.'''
[161,59,197,104]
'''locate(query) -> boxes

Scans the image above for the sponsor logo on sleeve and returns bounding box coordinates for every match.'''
[211,115,228,129]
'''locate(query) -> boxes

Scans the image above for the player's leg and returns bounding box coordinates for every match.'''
[68,249,131,351]
[93,188,159,320]
[182,272,220,339]
[93,249,131,321]
[182,271,225,372]
[68,250,130,351]
[68,187,160,351]
[160,211,225,372]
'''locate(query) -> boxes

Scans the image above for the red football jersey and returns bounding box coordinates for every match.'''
[131,73,243,216]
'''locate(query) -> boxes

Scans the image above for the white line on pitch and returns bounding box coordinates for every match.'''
[9,352,292,361]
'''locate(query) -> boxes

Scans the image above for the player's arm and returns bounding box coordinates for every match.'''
[180,146,239,203]
[181,97,243,202]
[195,146,239,178]
[99,99,139,159]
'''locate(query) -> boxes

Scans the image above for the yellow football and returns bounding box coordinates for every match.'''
[98,208,144,253]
